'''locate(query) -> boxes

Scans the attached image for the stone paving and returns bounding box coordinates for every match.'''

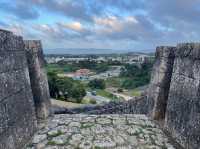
[27,114,176,149]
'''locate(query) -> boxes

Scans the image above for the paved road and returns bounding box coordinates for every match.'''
[86,92,110,104]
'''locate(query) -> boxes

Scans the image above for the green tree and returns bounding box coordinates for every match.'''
[47,71,59,98]
[71,83,86,103]
[56,77,73,99]
[88,79,106,89]
[120,62,153,89]
[47,71,86,102]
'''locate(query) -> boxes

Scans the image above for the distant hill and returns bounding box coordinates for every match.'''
[44,48,155,55]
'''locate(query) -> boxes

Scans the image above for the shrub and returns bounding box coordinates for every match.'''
[88,79,106,89]
[47,72,86,103]
[117,88,123,93]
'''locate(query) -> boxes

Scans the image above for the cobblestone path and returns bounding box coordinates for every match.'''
[27,114,176,149]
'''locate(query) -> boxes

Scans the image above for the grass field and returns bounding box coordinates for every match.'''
[46,64,78,73]
[96,89,115,99]
[51,99,86,108]
[130,89,142,97]
[95,89,123,101]
[106,77,123,88]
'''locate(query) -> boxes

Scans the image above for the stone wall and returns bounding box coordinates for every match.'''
[165,43,200,149]
[0,30,51,149]
[25,40,51,123]
[147,46,175,120]
[0,30,37,149]
[148,43,200,149]
[55,96,149,115]
[1,28,200,149]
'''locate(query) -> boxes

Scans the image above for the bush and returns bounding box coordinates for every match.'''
[88,79,106,89]
[117,88,123,93]
[90,99,97,104]
[71,83,86,103]
[47,71,59,98]
[47,72,86,102]
[119,62,153,89]
[82,98,97,104]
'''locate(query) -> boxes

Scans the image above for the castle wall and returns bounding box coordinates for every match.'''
[165,43,200,149]
[55,96,149,115]
[0,30,37,149]
[147,46,175,120]
[24,40,51,123]
[1,28,199,149]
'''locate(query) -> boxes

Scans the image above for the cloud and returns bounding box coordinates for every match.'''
[31,15,157,42]
[93,15,160,42]
[58,22,83,32]
[30,0,92,22]
[0,1,39,20]
[32,22,91,42]
[87,0,145,14]
[1,0,200,51]
[142,0,200,45]
[145,0,200,31]
[33,24,63,39]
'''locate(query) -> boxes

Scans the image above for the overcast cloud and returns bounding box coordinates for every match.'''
[0,0,200,52]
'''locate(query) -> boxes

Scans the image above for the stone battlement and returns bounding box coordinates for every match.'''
[147,43,200,149]
[0,29,200,149]
[0,29,51,149]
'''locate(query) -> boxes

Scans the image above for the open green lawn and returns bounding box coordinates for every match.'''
[51,99,86,109]
[82,97,97,104]
[46,64,64,73]
[106,77,124,88]
[95,89,123,101]
[46,64,78,73]
[105,78,143,98]
[129,89,142,97]
[96,89,115,99]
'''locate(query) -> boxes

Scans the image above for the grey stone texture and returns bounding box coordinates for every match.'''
[24,40,51,122]
[1,28,200,149]
[0,30,37,149]
[147,46,175,120]
[54,96,149,115]
[165,43,200,149]
[27,114,177,149]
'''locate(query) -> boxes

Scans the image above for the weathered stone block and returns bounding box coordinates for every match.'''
[0,68,31,101]
[0,29,24,51]
[0,29,37,149]
[176,43,200,59]
[165,43,200,149]
[147,46,175,120]
[0,51,27,73]
[24,40,51,122]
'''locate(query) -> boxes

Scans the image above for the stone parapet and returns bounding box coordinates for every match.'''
[54,96,149,115]
[147,46,175,120]
[24,40,51,122]
[0,29,37,149]
[165,43,200,149]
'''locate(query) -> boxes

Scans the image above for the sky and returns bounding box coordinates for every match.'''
[0,0,200,53]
